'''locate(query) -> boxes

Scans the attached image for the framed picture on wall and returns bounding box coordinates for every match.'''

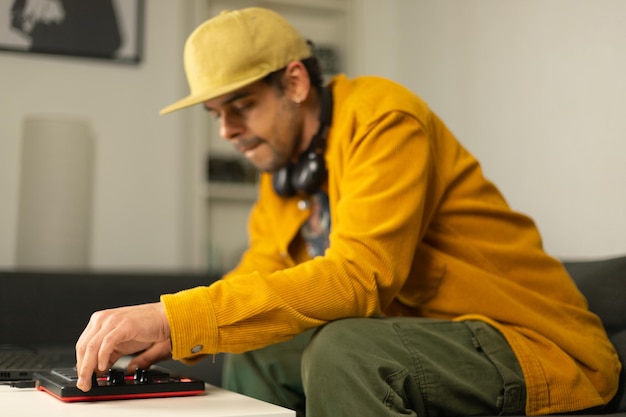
[0,0,144,64]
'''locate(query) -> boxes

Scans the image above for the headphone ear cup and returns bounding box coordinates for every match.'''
[291,152,326,195]
[272,164,296,197]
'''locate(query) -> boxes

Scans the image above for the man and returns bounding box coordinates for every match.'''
[75,7,621,416]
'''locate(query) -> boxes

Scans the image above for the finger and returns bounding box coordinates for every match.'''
[127,340,172,372]
[76,310,129,391]
[97,321,135,372]
[75,313,107,392]
[75,314,100,370]
[76,338,102,392]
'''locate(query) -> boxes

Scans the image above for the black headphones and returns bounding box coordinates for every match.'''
[272,87,333,197]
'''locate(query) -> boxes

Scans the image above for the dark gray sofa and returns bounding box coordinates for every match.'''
[0,255,624,414]
[561,256,626,415]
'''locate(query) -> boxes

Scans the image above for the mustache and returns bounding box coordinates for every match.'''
[233,137,263,153]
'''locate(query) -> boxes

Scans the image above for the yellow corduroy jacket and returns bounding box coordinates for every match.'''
[162,74,620,415]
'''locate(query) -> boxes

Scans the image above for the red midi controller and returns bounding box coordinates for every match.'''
[35,367,206,402]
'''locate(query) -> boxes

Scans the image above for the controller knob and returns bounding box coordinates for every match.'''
[106,368,126,385]
[134,368,153,384]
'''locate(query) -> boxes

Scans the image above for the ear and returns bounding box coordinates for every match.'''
[284,61,311,104]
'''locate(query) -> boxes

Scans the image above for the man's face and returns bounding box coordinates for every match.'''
[203,80,303,172]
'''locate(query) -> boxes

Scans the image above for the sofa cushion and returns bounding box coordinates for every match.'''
[563,256,626,413]
[564,256,626,336]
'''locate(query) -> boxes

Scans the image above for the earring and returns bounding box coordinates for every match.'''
[294,97,302,105]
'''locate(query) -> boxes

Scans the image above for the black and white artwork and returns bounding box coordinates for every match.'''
[0,0,143,63]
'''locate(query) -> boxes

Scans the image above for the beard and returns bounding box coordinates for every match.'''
[243,136,294,173]
[237,95,305,173]
[245,120,304,173]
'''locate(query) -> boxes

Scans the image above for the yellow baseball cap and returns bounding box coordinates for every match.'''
[159,7,312,115]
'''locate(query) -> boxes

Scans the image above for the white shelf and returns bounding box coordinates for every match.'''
[206,182,257,202]
[184,0,352,270]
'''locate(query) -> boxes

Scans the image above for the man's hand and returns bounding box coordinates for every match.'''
[74,302,171,392]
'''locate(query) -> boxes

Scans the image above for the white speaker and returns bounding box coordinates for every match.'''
[16,114,95,270]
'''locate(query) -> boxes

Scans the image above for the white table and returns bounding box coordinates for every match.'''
[0,383,295,417]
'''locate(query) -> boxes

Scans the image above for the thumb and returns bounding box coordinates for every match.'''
[127,340,172,371]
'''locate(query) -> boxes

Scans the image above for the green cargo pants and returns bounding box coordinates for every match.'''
[223,317,526,417]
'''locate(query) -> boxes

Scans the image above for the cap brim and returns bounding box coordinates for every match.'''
[159,72,271,115]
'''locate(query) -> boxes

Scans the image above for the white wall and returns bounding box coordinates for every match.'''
[1,1,624,271]
[0,1,193,270]
[351,0,626,259]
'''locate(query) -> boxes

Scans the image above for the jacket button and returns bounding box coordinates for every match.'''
[297,199,310,210]
[190,345,203,354]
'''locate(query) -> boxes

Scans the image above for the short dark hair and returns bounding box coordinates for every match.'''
[262,56,324,94]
